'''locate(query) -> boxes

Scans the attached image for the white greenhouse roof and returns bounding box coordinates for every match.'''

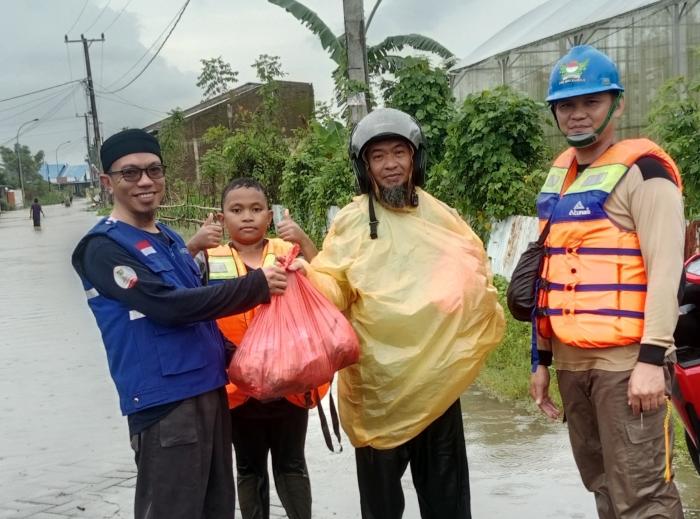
[453,0,663,71]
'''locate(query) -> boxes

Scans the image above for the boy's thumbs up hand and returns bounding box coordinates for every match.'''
[275,209,319,261]
[186,212,223,256]
[276,209,303,244]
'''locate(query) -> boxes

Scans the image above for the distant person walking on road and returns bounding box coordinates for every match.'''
[71,129,288,519]
[29,198,44,229]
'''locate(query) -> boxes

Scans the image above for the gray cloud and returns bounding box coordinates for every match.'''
[0,0,543,166]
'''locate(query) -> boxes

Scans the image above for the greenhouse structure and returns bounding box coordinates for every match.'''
[450,0,700,139]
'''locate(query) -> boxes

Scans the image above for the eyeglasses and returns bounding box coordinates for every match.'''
[109,164,167,182]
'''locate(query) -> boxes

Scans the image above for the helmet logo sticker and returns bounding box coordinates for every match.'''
[559,59,589,84]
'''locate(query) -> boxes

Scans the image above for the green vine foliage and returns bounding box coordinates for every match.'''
[196,56,239,101]
[427,85,549,238]
[280,117,355,245]
[380,57,454,168]
[159,109,187,184]
[199,118,289,205]
[646,77,700,216]
[198,55,290,205]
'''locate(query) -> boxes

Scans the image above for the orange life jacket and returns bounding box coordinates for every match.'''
[207,238,330,408]
[535,139,681,348]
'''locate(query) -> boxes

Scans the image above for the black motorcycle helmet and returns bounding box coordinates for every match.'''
[349,108,427,194]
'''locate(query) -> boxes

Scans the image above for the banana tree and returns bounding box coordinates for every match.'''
[266,0,454,101]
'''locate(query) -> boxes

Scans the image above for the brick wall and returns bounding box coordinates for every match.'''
[156,81,314,182]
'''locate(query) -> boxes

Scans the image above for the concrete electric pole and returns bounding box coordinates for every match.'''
[343,0,370,124]
[65,33,105,170]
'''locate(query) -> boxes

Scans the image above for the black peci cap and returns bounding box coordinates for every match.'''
[100,129,162,173]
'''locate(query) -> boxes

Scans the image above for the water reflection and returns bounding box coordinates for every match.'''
[462,388,700,518]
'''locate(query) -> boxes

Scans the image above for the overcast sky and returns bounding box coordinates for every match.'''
[0,0,547,165]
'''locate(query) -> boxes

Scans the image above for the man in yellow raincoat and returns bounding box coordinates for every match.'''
[292,108,505,519]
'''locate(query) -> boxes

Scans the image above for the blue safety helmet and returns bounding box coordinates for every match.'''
[546,45,624,102]
[547,46,624,148]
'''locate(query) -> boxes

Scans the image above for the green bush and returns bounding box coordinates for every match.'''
[280,118,355,245]
[477,275,562,404]
[381,57,455,168]
[428,85,549,239]
[646,77,700,217]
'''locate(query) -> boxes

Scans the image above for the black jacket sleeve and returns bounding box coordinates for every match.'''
[75,235,270,326]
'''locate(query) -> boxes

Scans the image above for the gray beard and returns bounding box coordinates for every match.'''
[379,183,409,208]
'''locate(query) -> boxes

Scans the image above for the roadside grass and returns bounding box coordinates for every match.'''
[481,275,689,461]
[75,218,695,466]
[477,276,562,408]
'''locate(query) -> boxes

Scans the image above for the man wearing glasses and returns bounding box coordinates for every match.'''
[71,129,287,518]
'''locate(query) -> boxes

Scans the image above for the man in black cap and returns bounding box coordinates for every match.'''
[72,128,288,518]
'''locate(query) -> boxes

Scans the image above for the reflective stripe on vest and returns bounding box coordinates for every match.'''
[535,139,681,348]
[208,247,277,280]
[74,218,227,415]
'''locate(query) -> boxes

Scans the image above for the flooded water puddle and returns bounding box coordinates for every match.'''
[462,388,700,518]
[1,204,698,518]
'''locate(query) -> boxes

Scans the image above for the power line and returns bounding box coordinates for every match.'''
[36,86,84,126]
[0,80,83,104]
[95,93,168,116]
[65,37,80,115]
[0,85,79,124]
[99,0,191,94]
[3,129,84,142]
[83,0,112,33]
[102,1,187,90]
[0,85,76,116]
[103,0,134,33]
[65,0,90,35]
[0,86,88,146]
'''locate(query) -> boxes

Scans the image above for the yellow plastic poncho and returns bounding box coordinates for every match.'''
[305,188,505,449]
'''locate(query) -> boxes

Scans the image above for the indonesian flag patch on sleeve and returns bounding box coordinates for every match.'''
[135,239,157,256]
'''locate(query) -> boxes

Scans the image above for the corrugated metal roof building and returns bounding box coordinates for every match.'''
[451,0,700,139]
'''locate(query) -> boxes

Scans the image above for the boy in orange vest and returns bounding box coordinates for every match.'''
[189,176,324,519]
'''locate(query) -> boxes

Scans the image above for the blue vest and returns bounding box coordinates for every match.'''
[75,218,227,415]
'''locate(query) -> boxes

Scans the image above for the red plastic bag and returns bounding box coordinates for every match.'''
[228,246,360,401]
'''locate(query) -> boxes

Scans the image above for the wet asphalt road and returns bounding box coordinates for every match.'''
[0,201,697,518]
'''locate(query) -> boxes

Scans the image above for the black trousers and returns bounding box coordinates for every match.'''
[230,398,311,519]
[355,399,471,519]
[131,387,235,519]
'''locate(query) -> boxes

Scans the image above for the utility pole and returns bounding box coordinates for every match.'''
[77,112,98,187]
[65,33,104,169]
[343,0,369,124]
[77,112,91,160]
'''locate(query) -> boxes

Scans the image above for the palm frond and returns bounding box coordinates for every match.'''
[370,34,454,59]
[365,0,384,33]
[368,54,407,75]
[266,0,343,62]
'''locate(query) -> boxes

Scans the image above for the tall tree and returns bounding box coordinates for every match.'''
[266,0,454,100]
[196,56,239,100]
[0,144,45,188]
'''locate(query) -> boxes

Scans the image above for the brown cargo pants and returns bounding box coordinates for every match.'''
[557,367,684,519]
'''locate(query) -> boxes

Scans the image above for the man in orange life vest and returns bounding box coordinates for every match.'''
[529,45,685,518]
